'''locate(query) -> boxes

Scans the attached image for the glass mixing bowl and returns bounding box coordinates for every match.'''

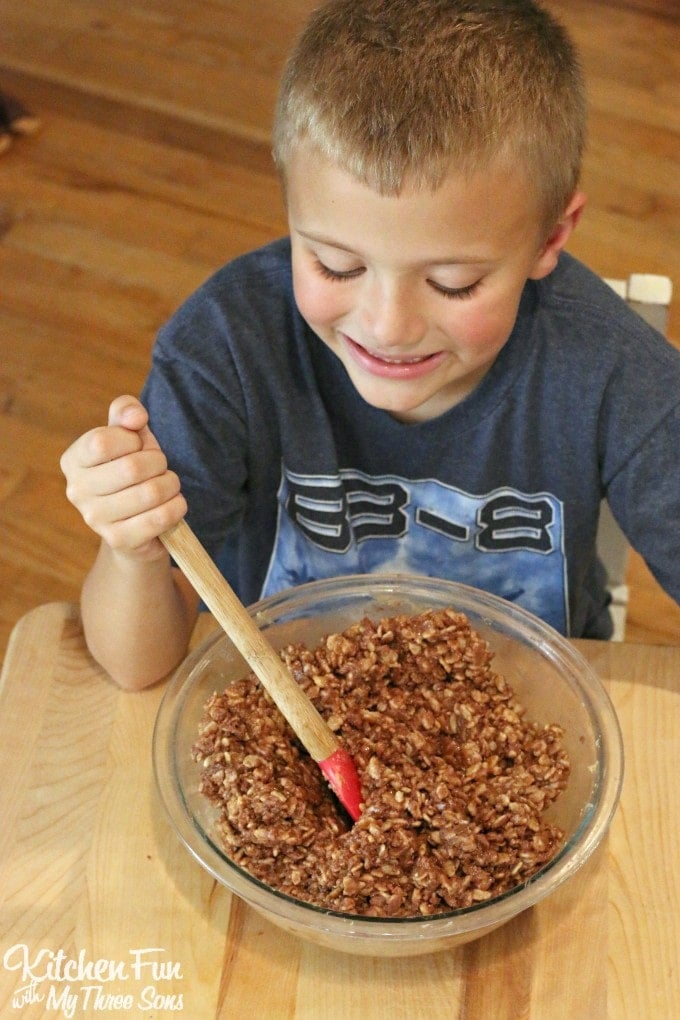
[153,574,623,957]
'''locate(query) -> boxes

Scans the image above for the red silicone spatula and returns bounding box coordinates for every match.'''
[161,519,363,821]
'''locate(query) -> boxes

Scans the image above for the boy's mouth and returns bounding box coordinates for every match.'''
[341,334,445,379]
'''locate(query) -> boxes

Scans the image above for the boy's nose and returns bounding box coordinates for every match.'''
[359,278,425,350]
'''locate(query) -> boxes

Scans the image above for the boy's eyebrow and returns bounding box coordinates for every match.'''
[296,229,361,254]
[296,229,491,266]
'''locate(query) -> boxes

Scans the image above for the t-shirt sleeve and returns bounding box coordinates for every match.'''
[140,281,250,565]
[604,400,680,603]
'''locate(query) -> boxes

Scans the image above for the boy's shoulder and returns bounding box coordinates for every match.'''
[210,236,292,289]
[534,252,676,360]
[156,237,297,359]
[540,253,651,326]
[160,237,294,338]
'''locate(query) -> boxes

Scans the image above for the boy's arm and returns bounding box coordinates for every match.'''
[81,542,199,690]
[61,395,199,690]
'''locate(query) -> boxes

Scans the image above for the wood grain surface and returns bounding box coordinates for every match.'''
[1,0,679,664]
[0,605,678,1019]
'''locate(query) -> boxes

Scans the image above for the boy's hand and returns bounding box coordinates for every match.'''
[60,396,187,560]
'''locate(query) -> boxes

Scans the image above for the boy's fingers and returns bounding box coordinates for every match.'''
[107,395,148,430]
[107,395,161,452]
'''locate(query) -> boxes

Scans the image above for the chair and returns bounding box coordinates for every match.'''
[597,273,674,639]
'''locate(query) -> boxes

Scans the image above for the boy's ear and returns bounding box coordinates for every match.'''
[529,191,587,280]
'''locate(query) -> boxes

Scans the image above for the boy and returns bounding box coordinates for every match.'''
[61,0,680,690]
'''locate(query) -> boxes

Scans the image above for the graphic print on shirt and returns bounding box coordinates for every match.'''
[262,467,569,632]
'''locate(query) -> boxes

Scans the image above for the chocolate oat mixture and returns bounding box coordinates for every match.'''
[192,609,570,917]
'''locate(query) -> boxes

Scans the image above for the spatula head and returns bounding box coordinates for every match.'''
[319,747,363,821]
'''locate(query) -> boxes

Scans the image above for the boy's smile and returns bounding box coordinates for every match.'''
[341,334,449,378]
[286,144,583,423]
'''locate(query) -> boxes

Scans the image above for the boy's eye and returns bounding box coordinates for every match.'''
[314,258,364,281]
[428,279,481,300]
[313,257,480,299]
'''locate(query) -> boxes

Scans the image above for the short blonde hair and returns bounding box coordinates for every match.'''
[273,0,587,229]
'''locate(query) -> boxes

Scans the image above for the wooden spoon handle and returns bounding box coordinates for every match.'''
[161,519,339,763]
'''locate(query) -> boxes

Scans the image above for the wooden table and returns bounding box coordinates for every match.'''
[0,603,678,1019]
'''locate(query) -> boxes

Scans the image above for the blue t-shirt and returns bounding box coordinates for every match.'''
[141,239,680,638]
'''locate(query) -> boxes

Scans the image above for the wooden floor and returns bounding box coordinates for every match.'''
[1,0,679,664]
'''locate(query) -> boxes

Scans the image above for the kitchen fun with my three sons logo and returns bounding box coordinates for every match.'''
[3,943,185,1016]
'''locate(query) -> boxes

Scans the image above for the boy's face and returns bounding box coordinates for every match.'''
[286,144,583,423]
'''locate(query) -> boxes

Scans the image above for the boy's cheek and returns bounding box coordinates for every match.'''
[448,300,517,353]
[293,277,340,327]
